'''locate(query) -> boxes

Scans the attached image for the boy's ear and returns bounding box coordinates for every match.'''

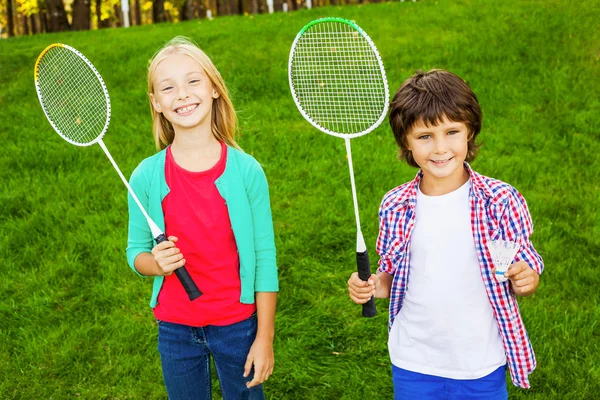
[149,93,162,113]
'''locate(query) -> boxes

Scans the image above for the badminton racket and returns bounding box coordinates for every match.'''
[289,18,390,317]
[34,43,202,301]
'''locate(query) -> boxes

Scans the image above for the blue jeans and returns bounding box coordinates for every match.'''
[392,364,508,400]
[157,313,264,400]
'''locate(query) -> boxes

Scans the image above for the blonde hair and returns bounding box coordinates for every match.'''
[147,36,240,151]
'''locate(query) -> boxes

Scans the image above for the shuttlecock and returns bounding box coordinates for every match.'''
[487,240,519,282]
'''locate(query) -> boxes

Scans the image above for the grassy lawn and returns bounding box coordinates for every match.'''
[1,0,599,398]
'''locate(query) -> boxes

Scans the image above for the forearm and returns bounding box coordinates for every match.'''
[374,271,393,299]
[133,252,160,276]
[255,292,277,341]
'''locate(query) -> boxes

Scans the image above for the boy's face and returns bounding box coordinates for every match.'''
[405,116,470,194]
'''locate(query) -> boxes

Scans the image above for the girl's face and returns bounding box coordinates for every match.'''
[150,53,219,135]
[405,115,470,195]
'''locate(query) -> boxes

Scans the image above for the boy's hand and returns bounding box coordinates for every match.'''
[244,336,274,388]
[496,261,540,296]
[151,236,185,276]
[348,272,379,304]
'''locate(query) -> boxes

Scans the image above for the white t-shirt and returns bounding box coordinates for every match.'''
[388,180,506,379]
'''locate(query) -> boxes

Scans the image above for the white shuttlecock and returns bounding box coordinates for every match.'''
[487,240,520,282]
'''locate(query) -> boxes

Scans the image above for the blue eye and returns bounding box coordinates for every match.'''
[447,130,458,135]
[418,134,431,140]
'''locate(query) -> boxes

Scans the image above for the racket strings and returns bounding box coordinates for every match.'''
[36,46,109,145]
[291,22,387,135]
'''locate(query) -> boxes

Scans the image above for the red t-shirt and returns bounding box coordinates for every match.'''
[153,141,256,326]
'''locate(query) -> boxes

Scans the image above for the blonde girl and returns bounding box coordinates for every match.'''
[126,36,278,400]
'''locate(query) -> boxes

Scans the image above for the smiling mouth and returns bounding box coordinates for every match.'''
[431,158,452,165]
[175,104,198,114]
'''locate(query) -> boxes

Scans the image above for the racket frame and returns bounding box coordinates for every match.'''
[34,43,202,301]
[288,17,390,139]
[288,18,387,317]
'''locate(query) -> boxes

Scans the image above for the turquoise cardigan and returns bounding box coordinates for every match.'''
[126,145,279,308]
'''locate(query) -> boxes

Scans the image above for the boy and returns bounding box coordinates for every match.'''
[348,69,543,400]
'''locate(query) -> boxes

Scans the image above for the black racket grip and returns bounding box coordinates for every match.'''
[357,250,376,318]
[155,233,202,301]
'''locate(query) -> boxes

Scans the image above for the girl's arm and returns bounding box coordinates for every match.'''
[133,236,185,277]
[244,292,277,388]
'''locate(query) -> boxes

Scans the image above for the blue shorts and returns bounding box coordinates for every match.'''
[392,364,508,400]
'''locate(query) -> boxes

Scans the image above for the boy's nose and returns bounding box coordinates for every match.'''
[433,137,449,153]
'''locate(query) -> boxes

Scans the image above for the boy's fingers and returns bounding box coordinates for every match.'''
[505,262,525,278]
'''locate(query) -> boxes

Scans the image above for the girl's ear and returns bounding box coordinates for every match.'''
[212,87,220,99]
[149,93,162,113]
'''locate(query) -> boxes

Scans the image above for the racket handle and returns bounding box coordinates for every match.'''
[155,234,203,301]
[357,250,376,318]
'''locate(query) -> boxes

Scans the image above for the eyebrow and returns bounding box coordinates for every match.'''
[156,71,205,86]
[411,125,464,135]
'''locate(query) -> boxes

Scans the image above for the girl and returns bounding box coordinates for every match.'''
[126,36,278,400]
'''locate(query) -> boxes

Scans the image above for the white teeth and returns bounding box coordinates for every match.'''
[176,104,198,114]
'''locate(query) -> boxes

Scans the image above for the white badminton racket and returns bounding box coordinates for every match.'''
[34,43,202,301]
[289,18,390,317]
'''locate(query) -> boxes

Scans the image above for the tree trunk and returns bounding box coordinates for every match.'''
[30,14,38,34]
[96,0,110,27]
[180,0,193,20]
[21,14,30,35]
[45,0,70,32]
[134,0,141,24]
[6,0,15,36]
[113,2,122,26]
[153,0,166,22]
[39,10,48,33]
[72,0,91,30]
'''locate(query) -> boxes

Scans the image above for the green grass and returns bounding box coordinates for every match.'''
[1,0,599,398]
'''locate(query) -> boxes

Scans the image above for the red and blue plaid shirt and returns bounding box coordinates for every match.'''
[376,163,544,388]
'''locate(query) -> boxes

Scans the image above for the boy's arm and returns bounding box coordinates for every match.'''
[374,271,393,298]
[348,270,393,303]
[500,188,543,296]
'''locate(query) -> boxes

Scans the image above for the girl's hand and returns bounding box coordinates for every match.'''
[151,236,185,276]
[347,272,379,304]
[244,336,274,388]
[495,261,540,296]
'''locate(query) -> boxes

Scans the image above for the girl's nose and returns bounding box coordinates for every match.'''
[177,88,189,101]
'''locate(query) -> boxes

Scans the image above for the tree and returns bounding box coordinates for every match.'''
[6,0,15,36]
[153,0,165,22]
[134,0,141,24]
[179,0,192,20]
[72,0,91,30]
[45,0,69,32]
[96,0,110,28]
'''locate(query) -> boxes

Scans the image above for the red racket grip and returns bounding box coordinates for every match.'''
[357,250,376,317]
[155,233,202,301]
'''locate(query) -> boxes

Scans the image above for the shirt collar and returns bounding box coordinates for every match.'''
[397,162,496,207]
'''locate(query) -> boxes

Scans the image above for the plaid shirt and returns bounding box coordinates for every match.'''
[376,163,544,388]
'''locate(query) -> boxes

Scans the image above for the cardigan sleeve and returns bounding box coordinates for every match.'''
[126,162,154,276]
[244,158,279,292]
